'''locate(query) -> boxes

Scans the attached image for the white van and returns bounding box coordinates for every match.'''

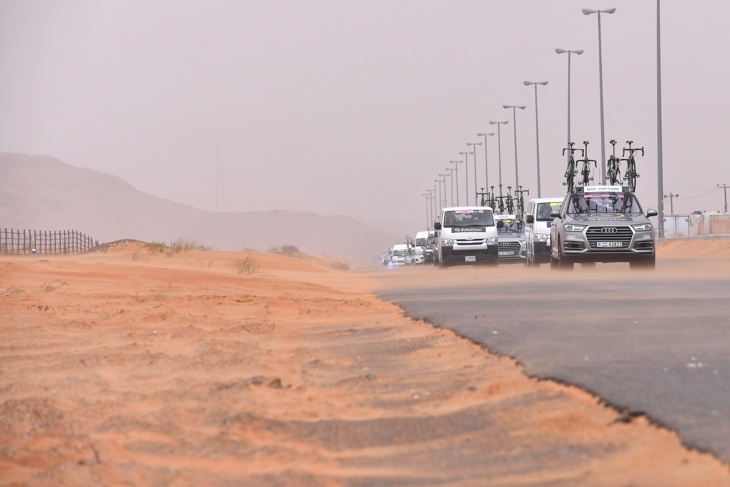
[415,231,431,263]
[391,243,417,266]
[525,197,564,266]
[434,206,499,268]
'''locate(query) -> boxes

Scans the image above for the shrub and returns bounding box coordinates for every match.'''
[229,253,260,276]
[268,245,300,255]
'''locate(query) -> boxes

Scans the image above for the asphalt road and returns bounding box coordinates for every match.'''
[374,259,730,463]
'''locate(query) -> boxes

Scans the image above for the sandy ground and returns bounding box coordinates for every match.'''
[1,242,729,486]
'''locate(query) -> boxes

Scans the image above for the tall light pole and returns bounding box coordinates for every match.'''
[476,133,494,200]
[433,184,438,222]
[656,0,665,238]
[449,160,463,205]
[489,121,508,188]
[503,105,526,190]
[445,168,455,206]
[466,143,482,205]
[582,7,617,181]
[663,193,678,215]
[459,151,474,205]
[434,180,442,218]
[523,81,548,198]
[719,184,729,213]
[438,174,447,211]
[422,193,430,230]
[555,49,584,167]
[426,189,434,229]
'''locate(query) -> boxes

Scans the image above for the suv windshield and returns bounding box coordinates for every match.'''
[536,202,563,221]
[442,209,494,227]
[567,193,643,216]
[497,219,524,234]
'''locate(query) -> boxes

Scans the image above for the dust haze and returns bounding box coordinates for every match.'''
[1,0,729,232]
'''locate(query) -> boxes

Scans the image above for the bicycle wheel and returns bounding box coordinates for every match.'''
[566,162,574,192]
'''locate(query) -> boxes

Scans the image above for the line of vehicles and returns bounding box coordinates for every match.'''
[384,141,658,270]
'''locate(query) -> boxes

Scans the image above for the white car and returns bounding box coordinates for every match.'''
[525,197,563,266]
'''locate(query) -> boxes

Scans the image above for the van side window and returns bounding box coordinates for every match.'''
[526,203,534,216]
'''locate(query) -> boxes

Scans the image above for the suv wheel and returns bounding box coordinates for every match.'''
[630,254,656,270]
[557,238,574,270]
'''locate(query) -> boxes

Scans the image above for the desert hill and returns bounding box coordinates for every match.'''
[0,153,398,260]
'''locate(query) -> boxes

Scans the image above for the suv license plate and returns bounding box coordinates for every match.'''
[499,251,516,256]
[465,256,476,262]
[597,242,623,248]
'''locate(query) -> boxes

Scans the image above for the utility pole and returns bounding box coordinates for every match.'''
[719,184,729,213]
[663,193,679,215]
[422,193,430,230]
[215,144,222,212]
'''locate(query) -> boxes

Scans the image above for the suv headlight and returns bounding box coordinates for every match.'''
[565,224,586,232]
[632,223,652,232]
[487,237,498,245]
[442,238,455,246]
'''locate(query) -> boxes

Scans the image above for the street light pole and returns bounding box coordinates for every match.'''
[656,0,665,238]
[719,184,729,213]
[556,48,584,167]
[477,133,494,201]
[449,160,462,206]
[446,167,454,206]
[503,105,526,190]
[489,121,509,188]
[663,193,678,215]
[523,81,548,198]
[422,193,430,230]
[438,174,447,211]
[467,143,482,205]
[459,151,474,205]
[583,7,616,182]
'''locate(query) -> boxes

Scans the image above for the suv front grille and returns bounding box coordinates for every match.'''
[586,226,632,250]
[499,241,521,250]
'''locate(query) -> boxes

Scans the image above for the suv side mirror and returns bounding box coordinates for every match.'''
[526,215,534,224]
[646,209,658,217]
[550,211,561,219]
[434,222,442,230]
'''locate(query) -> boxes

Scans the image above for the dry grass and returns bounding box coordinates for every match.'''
[228,253,260,276]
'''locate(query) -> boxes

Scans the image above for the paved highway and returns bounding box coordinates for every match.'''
[374,259,730,463]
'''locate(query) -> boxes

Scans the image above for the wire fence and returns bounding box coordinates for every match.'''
[1,228,98,255]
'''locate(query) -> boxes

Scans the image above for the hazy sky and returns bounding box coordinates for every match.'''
[1,0,729,230]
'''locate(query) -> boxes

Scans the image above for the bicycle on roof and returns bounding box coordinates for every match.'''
[622,140,643,192]
[514,186,529,218]
[562,142,583,193]
[606,139,622,186]
[505,186,515,215]
[577,141,597,187]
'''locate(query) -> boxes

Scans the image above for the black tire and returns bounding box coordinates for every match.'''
[557,238,574,270]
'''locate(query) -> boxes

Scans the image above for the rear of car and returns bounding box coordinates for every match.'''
[434,207,499,267]
[525,197,564,266]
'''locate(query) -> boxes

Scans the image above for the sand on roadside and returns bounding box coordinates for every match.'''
[1,244,729,486]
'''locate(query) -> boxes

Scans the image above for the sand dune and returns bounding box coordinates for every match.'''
[1,245,728,486]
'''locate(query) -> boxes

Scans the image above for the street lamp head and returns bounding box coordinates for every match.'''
[582,8,597,15]
[575,49,584,55]
[555,48,567,54]
[477,132,495,137]
[517,106,526,109]
[489,121,508,125]
[603,7,617,14]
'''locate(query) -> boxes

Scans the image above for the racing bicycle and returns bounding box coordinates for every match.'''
[562,142,583,193]
[495,184,506,214]
[606,139,622,186]
[478,187,490,207]
[505,186,515,215]
[514,186,529,219]
[577,141,597,187]
[622,140,643,192]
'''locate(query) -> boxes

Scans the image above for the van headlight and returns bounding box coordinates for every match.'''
[565,224,586,232]
[442,239,455,246]
[632,223,652,231]
[487,238,498,245]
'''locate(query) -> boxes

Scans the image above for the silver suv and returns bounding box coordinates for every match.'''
[550,186,657,269]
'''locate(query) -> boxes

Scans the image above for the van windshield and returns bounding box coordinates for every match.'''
[442,210,494,227]
[536,202,563,221]
[415,238,426,246]
[497,220,524,234]
[567,193,643,216]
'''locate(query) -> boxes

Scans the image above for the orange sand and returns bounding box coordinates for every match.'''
[1,245,728,486]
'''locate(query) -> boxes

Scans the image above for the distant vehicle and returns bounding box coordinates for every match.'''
[524,197,564,266]
[494,215,525,263]
[434,206,499,268]
[415,231,431,263]
[550,185,657,269]
[391,243,417,266]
